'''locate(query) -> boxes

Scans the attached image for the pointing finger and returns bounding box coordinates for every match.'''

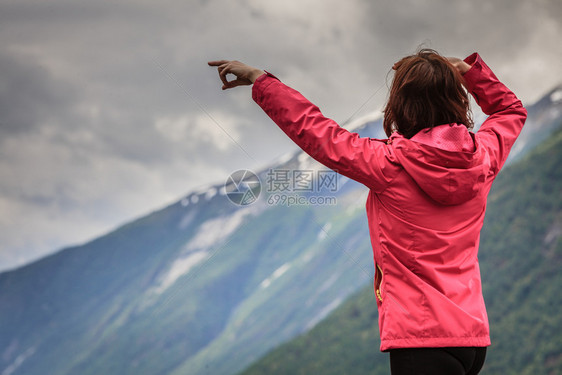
[208,60,229,67]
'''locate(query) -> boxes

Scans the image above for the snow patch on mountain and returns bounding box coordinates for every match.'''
[297,152,315,171]
[153,251,209,294]
[305,297,343,330]
[205,187,218,200]
[317,272,340,295]
[317,222,332,241]
[550,88,562,103]
[184,208,251,252]
[260,262,291,289]
[273,150,297,167]
[1,346,36,375]
[180,184,220,206]
[301,249,316,264]
[544,220,562,246]
[153,207,256,295]
[508,137,527,160]
[178,209,198,230]
[342,111,382,132]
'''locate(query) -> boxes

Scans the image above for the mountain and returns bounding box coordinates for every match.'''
[239,125,562,375]
[506,85,562,163]
[1,85,561,375]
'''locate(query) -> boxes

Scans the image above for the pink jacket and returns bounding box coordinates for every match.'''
[252,53,527,351]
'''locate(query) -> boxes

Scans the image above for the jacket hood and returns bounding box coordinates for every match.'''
[391,124,487,205]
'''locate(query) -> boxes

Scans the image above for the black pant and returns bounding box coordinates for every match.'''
[389,347,487,375]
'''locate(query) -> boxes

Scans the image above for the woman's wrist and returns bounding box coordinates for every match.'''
[249,69,266,83]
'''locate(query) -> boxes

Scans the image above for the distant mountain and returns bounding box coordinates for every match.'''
[506,84,562,163]
[0,85,561,375]
[239,125,562,375]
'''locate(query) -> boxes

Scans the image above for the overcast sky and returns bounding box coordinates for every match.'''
[0,0,560,271]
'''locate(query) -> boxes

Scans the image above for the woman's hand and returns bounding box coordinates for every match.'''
[208,60,265,90]
[446,57,472,75]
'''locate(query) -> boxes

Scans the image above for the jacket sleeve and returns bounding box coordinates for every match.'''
[252,73,397,192]
[463,53,528,174]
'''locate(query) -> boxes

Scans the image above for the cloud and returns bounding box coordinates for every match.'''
[0,0,560,271]
[155,111,245,152]
[0,51,78,135]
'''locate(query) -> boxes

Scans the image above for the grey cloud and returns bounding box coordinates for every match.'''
[0,51,78,135]
[0,0,560,271]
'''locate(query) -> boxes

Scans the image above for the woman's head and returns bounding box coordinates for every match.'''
[383,49,472,138]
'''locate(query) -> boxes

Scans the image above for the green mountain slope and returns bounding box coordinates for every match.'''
[240,127,562,375]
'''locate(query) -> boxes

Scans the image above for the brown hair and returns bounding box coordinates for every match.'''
[383,49,473,138]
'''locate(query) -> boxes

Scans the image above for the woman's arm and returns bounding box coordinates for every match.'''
[208,59,397,192]
[457,54,528,174]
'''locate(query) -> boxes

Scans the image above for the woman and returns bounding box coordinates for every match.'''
[209,49,527,375]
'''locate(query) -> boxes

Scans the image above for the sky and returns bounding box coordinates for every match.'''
[0,0,561,272]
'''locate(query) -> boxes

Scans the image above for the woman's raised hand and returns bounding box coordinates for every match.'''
[208,60,265,90]
[446,57,472,75]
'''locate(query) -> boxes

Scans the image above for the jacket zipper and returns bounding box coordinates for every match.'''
[375,263,384,302]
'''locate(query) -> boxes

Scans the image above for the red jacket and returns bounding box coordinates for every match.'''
[252,53,527,351]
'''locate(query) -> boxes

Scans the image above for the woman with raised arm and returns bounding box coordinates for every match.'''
[209,49,527,375]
